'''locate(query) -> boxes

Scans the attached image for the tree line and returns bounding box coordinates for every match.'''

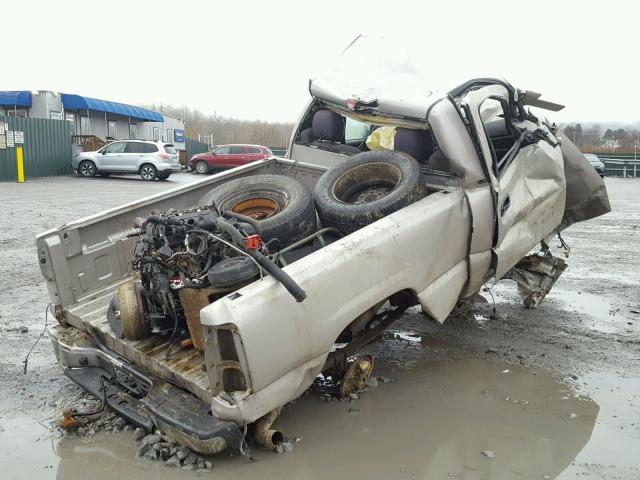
[147,104,294,148]
[563,123,640,151]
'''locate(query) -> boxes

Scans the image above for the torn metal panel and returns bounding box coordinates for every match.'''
[558,134,611,230]
[505,252,567,309]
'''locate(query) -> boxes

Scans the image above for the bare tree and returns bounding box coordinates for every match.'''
[147,104,294,148]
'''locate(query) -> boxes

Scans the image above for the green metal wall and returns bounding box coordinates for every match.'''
[0,116,72,181]
[185,137,209,160]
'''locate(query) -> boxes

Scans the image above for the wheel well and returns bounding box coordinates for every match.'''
[78,159,97,172]
[335,289,418,344]
[323,289,418,377]
[138,163,157,173]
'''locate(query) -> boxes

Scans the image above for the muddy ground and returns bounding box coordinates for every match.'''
[0,174,638,479]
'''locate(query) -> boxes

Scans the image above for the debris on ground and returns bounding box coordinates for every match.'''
[481,449,496,458]
[58,408,131,438]
[275,441,295,454]
[55,405,215,469]
[134,431,213,470]
[132,427,145,441]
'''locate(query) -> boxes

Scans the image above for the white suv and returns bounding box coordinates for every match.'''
[72,140,181,181]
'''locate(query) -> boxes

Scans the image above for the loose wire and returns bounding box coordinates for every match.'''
[23,303,51,374]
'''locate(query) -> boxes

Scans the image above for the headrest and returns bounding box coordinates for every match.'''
[394,128,433,162]
[312,110,345,142]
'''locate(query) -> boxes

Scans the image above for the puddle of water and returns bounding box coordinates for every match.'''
[492,282,627,335]
[557,371,640,479]
[551,289,617,333]
[1,358,624,480]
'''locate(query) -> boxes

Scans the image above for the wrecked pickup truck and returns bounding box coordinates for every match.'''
[38,75,610,455]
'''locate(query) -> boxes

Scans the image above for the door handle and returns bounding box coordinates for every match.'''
[501,194,511,216]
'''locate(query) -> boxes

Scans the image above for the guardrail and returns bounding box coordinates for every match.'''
[601,158,640,177]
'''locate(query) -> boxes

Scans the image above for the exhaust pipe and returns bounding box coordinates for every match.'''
[253,408,284,450]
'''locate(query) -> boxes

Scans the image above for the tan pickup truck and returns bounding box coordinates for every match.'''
[39,73,609,455]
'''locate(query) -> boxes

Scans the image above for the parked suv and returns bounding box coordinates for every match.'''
[72,140,181,181]
[189,144,273,174]
[584,154,605,177]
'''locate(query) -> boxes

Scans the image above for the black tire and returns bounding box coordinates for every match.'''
[158,172,171,180]
[194,161,209,174]
[139,164,158,181]
[78,160,97,177]
[198,174,316,246]
[314,151,427,234]
[208,256,260,289]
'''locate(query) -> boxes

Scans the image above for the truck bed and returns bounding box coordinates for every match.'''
[40,157,457,403]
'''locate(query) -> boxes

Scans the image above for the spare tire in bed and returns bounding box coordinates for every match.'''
[207,256,260,289]
[314,151,427,234]
[198,174,316,246]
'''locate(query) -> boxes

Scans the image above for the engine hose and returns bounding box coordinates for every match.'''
[215,218,306,302]
[215,217,250,246]
[222,211,262,236]
[140,215,164,229]
[247,248,307,302]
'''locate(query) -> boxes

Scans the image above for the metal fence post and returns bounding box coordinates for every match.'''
[16,146,24,183]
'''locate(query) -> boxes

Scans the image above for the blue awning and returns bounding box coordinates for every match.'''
[61,93,163,122]
[0,91,32,107]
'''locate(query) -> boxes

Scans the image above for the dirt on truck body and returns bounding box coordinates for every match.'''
[39,55,610,453]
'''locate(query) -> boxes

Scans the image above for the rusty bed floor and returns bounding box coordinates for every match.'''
[65,281,212,403]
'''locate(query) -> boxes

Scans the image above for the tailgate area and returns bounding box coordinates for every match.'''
[64,280,212,404]
[49,322,241,454]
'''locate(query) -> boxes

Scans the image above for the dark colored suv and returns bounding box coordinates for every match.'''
[190,144,273,174]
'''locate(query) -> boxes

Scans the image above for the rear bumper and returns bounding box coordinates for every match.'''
[49,324,242,455]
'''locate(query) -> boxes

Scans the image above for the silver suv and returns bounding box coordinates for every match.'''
[72,140,181,181]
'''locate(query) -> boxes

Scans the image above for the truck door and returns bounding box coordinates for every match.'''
[462,84,566,279]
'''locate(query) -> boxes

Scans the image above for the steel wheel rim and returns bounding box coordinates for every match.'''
[80,163,94,176]
[332,162,402,205]
[231,198,280,219]
[196,162,207,173]
[141,167,154,179]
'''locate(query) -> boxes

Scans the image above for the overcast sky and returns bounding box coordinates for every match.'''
[5,0,638,123]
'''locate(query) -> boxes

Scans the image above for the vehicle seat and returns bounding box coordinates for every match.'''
[300,110,361,156]
[428,150,451,171]
[393,128,433,163]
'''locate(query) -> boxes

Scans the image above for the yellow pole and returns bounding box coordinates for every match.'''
[16,146,24,183]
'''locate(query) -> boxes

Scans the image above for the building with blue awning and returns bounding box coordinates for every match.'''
[0,90,185,152]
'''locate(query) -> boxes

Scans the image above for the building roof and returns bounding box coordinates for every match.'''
[0,91,32,107]
[0,90,164,122]
[61,94,163,122]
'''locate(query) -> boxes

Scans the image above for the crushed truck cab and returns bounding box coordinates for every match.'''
[39,70,609,452]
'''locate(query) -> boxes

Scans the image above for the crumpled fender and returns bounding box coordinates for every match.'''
[558,134,611,229]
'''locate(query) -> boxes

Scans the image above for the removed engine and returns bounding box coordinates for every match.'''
[107,204,306,352]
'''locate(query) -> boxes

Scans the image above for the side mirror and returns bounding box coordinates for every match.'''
[102,150,107,155]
